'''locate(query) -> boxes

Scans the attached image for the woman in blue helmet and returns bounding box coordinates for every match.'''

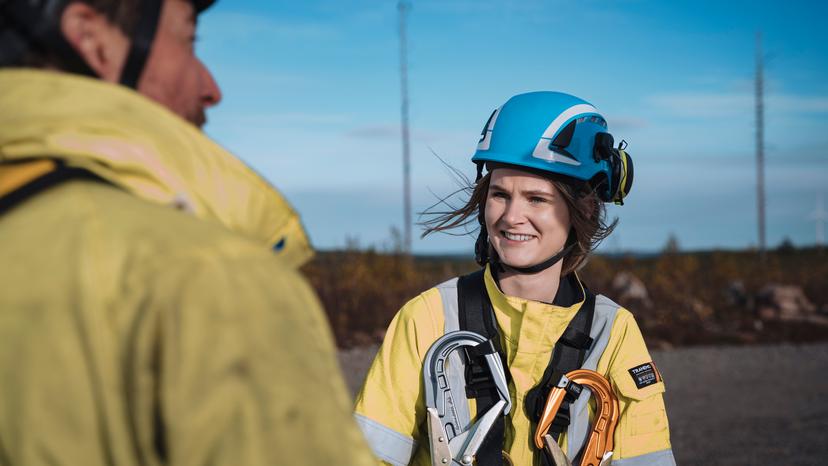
[354,92,675,466]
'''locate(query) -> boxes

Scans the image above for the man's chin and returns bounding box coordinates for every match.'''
[186,110,206,129]
[193,113,206,129]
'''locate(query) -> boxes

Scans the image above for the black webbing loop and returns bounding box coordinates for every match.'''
[464,340,499,397]
[465,338,498,359]
[558,326,594,349]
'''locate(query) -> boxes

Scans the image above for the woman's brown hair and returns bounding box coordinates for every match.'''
[421,168,617,276]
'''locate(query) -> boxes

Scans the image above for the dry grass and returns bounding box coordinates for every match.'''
[303,247,828,349]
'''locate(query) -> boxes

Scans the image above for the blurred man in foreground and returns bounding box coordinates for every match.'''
[0,1,373,464]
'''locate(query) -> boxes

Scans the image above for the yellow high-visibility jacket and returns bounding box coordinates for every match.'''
[0,69,374,466]
[355,267,675,466]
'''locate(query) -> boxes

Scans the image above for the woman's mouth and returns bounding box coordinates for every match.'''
[502,231,535,242]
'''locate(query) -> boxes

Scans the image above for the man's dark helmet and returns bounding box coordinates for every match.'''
[0,0,215,88]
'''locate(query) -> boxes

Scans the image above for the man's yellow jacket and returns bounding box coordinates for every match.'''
[355,267,675,466]
[0,69,374,466]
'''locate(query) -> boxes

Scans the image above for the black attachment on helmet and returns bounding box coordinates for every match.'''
[474,160,490,267]
[593,132,634,205]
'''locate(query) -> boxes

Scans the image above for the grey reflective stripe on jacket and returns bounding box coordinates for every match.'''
[565,294,621,458]
[435,278,474,433]
[612,449,676,466]
[435,277,621,460]
[355,413,417,466]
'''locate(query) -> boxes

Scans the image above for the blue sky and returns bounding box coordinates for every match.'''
[198,0,828,253]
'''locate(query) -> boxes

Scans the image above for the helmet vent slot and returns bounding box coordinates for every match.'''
[551,119,576,148]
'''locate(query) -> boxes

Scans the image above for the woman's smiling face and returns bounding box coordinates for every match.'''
[484,167,572,269]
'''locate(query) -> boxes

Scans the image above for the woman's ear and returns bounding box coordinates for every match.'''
[60,2,130,82]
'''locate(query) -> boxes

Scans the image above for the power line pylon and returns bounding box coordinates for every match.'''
[398,0,412,254]
[755,32,766,261]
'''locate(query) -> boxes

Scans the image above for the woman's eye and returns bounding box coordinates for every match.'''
[530,197,546,204]
[491,192,508,199]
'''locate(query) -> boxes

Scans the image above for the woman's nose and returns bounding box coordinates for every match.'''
[500,199,525,226]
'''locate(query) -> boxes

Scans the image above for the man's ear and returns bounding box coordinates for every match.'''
[60,2,130,82]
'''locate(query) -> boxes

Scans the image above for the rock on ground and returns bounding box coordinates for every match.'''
[339,342,828,466]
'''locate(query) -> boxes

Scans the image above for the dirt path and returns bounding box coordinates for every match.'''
[339,342,828,466]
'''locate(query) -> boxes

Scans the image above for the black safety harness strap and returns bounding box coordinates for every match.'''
[458,269,507,466]
[525,292,595,437]
[0,159,108,216]
[457,269,595,466]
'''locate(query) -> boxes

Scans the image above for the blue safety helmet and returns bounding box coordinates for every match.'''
[472,91,632,204]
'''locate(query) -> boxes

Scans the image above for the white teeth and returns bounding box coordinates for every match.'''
[503,232,533,242]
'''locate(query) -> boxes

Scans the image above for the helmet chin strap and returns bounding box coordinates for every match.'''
[492,241,575,275]
[119,0,163,88]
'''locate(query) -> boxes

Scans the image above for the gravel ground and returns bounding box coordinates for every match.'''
[339,342,828,466]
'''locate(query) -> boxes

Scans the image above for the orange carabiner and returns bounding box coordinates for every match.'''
[533,369,620,466]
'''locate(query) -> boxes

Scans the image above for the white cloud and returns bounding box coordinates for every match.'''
[345,125,399,140]
[202,11,337,41]
[647,93,751,117]
[211,112,353,131]
[772,95,828,113]
[606,115,648,130]
[647,91,828,118]
[344,124,473,145]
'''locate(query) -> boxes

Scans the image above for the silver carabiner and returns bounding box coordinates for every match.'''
[423,331,511,466]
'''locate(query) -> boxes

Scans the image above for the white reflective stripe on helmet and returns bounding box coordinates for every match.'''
[531,103,599,165]
[477,107,502,151]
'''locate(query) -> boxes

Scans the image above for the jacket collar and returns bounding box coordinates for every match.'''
[0,69,312,267]
[483,264,587,352]
[483,265,586,309]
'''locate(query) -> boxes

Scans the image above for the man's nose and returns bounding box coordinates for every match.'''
[199,59,222,107]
